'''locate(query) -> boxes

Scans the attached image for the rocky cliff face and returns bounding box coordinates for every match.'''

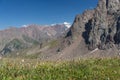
[65,0,120,51]
[1,0,120,60]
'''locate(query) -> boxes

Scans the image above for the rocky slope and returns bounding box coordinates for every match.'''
[1,0,120,60]
[54,0,120,60]
[0,23,69,55]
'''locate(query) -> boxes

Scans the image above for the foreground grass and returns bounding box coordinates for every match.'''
[0,58,120,80]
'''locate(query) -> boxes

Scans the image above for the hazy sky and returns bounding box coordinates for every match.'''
[0,0,98,29]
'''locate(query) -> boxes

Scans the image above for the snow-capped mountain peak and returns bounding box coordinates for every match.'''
[22,25,28,27]
[63,22,71,28]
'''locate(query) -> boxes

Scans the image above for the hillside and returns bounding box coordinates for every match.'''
[0,23,69,55]
[53,0,120,60]
[0,0,120,60]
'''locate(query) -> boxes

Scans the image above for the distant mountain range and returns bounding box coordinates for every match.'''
[0,23,71,55]
[1,0,120,60]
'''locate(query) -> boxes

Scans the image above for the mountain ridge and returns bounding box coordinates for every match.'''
[54,0,120,60]
[0,23,70,55]
[1,0,120,60]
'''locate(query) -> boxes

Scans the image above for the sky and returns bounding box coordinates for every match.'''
[0,0,98,29]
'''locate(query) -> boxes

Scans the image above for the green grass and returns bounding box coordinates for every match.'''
[0,58,120,80]
[22,35,39,45]
[48,40,59,48]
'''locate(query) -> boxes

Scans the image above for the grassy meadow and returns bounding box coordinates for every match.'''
[0,58,120,80]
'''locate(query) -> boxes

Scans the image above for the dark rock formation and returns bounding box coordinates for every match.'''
[65,0,120,50]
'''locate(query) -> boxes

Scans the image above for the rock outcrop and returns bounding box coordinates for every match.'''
[1,0,120,60]
[52,0,120,59]
[66,0,120,50]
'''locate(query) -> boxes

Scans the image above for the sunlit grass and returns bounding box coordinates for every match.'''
[0,58,120,80]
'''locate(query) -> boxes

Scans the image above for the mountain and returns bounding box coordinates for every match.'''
[0,23,70,55]
[1,0,120,60]
[52,0,120,60]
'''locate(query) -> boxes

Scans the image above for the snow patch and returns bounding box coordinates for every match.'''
[64,22,71,28]
[51,24,56,26]
[46,32,52,37]
[22,25,28,27]
[90,48,99,54]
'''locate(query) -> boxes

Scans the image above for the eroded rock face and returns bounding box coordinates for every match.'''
[107,0,120,14]
[66,0,120,50]
[114,16,120,46]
